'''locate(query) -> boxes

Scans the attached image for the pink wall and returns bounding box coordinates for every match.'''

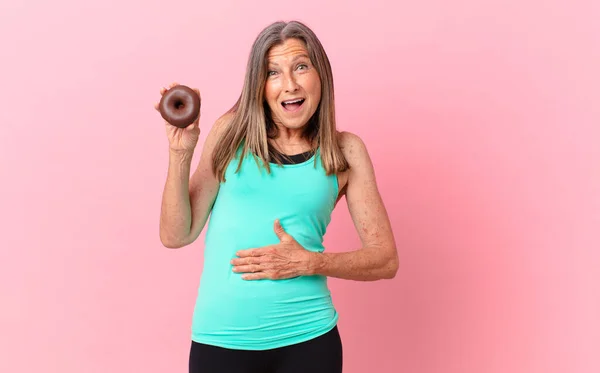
[1,1,599,372]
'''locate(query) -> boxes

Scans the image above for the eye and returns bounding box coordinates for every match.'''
[296,64,308,70]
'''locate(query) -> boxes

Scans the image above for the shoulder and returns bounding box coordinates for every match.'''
[212,111,235,135]
[336,130,371,167]
[204,111,235,147]
[332,131,374,195]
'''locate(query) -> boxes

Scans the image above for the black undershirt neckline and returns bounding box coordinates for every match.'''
[271,148,316,165]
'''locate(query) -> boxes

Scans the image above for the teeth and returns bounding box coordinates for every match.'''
[283,99,303,104]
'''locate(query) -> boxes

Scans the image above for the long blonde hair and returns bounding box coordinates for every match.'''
[212,20,349,182]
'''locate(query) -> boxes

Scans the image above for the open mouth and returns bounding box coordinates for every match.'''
[281,98,305,111]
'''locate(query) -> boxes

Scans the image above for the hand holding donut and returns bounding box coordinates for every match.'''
[155,82,202,152]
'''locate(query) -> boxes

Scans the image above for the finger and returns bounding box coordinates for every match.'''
[230,257,260,266]
[273,219,290,241]
[169,82,179,89]
[232,264,262,273]
[242,273,267,280]
[243,271,284,280]
[236,248,266,258]
[160,86,167,95]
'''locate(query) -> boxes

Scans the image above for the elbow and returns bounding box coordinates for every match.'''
[161,240,185,249]
[382,252,399,280]
[159,232,189,249]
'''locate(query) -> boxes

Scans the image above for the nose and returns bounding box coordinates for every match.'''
[283,73,299,93]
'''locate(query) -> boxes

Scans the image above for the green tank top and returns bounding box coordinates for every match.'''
[190,145,339,350]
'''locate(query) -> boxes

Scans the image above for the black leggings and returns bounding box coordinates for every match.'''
[189,325,343,373]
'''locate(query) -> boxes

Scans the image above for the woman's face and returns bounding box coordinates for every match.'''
[264,38,322,131]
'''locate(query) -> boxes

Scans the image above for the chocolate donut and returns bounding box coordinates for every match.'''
[158,85,201,128]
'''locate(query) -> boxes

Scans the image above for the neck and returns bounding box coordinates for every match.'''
[271,126,313,155]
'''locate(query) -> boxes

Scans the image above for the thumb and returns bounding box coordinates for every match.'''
[273,219,290,241]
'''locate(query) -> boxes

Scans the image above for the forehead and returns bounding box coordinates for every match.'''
[267,38,309,62]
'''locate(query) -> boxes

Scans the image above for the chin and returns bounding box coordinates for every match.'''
[268,101,318,130]
[271,113,309,129]
[279,120,309,130]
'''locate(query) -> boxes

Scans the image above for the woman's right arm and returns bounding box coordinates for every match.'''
[159,113,230,248]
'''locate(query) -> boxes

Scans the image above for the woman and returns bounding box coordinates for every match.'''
[157,20,398,373]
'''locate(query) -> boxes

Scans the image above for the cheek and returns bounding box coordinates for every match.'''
[314,82,322,102]
[305,75,321,100]
[309,83,322,107]
[264,82,279,104]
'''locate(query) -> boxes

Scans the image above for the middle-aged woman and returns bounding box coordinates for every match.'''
[157,20,398,373]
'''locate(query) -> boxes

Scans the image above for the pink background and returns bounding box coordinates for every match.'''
[1,0,599,372]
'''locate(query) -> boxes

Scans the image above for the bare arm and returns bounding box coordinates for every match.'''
[313,132,398,280]
[159,114,230,248]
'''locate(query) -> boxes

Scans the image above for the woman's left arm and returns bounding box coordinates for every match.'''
[231,132,398,281]
[312,131,398,281]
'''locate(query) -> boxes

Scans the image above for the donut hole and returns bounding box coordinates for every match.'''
[174,99,185,110]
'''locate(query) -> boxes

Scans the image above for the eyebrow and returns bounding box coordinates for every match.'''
[268,54,310,66]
